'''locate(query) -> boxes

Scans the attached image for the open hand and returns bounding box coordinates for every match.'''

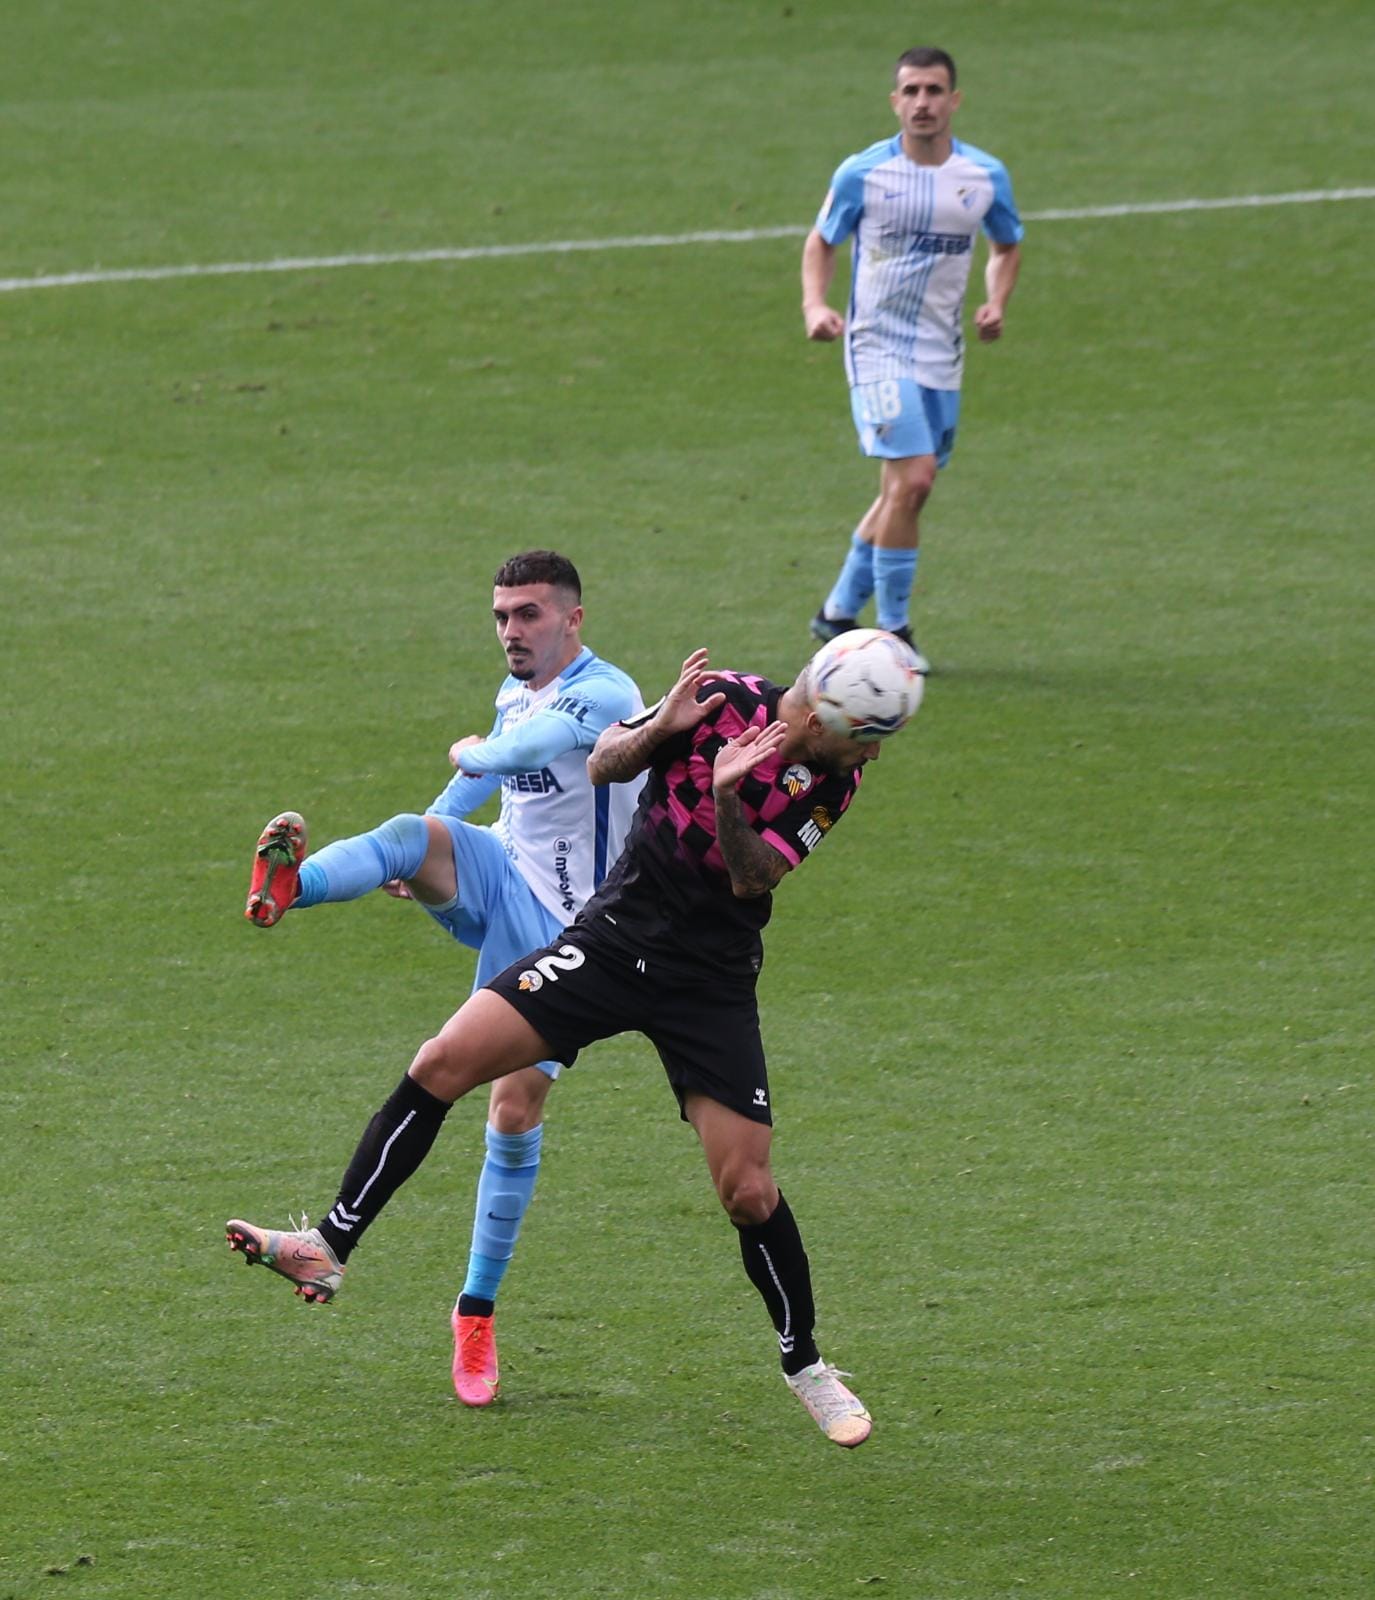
[712,720,788,794]
[657,648,727,735]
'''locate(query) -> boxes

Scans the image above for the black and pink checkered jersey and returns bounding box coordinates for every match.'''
[573,672,863,977]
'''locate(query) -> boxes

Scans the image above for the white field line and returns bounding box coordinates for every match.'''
[1,186,1372,295]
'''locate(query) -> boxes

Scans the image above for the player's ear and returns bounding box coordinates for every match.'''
[566,604,585,633]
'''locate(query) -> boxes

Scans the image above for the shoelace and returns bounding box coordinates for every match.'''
[458,1321,496,1371]
[285,1214,339,1270]
[797,1365,863,1420]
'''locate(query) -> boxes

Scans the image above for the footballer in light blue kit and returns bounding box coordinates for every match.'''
[802,46,1024,670]
[427,645,645,949]
[240,550,643,1406]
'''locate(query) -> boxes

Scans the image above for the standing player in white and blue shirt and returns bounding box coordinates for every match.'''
[240,550,644,1406]
[802,46,1024,672]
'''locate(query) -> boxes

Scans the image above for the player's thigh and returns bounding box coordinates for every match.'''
[646,976,774,1128]
[484,931,652,1075]
[683,1093,774,1189]
[411,989,555,1101]
[421,819,549,954]
[919,383,960,467]
[851,378,959,465]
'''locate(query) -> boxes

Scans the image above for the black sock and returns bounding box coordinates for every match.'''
[457,1294,495,1318]
[735,1191,820,1376]
[317,1074,451,1261]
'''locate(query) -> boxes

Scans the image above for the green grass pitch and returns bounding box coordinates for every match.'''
[2,2,1372,1596]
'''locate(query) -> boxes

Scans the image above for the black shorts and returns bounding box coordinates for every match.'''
[485,928,773,1125]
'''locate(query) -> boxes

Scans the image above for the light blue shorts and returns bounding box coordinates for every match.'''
[849,379,961,465]
[423,817,566,1079]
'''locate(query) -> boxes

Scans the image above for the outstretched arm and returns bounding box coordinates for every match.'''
[588,648,726,785]
[712,721,792,898]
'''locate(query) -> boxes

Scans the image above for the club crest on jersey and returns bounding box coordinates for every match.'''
[782,763,815,798]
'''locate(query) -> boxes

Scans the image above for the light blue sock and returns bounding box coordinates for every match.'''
[823,530,876,622]
[874,547,919,632]
[460,1122,544,1306]
[295,812,430,908]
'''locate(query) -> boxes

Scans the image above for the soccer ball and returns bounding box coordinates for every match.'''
[806,629,925,740]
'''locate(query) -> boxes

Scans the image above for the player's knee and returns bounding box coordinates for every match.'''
[409,1033,470,1102]
[890,466,936,509]
[716,1168,776,1227]
[488,1072,548,1134]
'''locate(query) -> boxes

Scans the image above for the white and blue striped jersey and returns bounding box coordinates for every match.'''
[816,135,1023,390]
[429,647,645,924]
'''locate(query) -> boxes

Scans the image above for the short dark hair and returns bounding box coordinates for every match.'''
[895,46,957,88]
[492,549,581,599]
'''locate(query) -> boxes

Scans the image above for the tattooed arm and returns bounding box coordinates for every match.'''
[712,721,792,899]
[588,647,725,785]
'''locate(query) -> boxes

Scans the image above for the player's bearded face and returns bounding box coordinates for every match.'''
[492,583,580,687]
[818,728,882,774]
